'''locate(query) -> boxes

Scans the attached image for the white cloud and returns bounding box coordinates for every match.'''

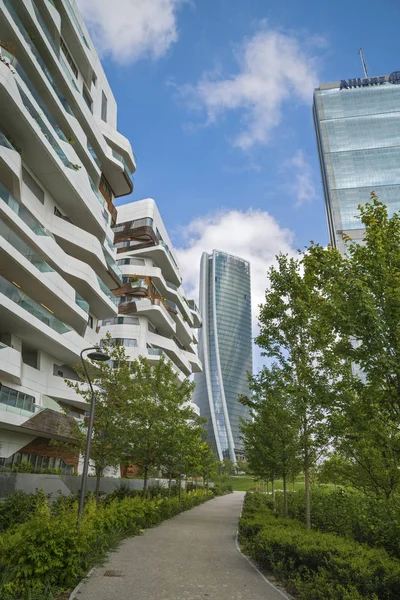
[77,0,184,63]
[180,26,320,148]
[175,209,296,369]
[286,150,318,207]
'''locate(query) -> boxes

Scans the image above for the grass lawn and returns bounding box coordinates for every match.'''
[231,475,306,492]
[231,475,337,493]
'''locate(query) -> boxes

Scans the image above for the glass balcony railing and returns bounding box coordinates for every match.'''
[18,86,74,169]
[0,342,8,349]
[0,47,68,144]
[103,250,122,282]
[3,0,73,115]
[112,148,135,176]
[63,0,91,49]
[148,348,163,356]
[32,0,58,55]
[0,393,44,417]
[0,182,54,238]
[105,236,115,251]
[0,275,71,334]
[88,175,105,207]
[75,292,89,313]
[0,220,54,272]
[166,299,178,313]
[166,280,178,291]
[158,239,179,270]
[87,142,101,168]
[188,299,200,313]
[0,131,16,151]
[96,275,118,306]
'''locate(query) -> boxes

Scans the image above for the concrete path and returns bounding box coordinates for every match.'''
[76,492,287,600]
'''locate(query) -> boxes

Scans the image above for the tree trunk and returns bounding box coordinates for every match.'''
[271,477,275,501]
[95,467,102,501]
[143,465,149,498]
[292,473,295,492]
[267,480,269,494]
[168,473,172,498]
[304,445,311,529]
[283,472,288,517]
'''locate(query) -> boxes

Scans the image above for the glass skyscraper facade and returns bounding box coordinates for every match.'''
[193,251,252,463]
[314,72,400,252]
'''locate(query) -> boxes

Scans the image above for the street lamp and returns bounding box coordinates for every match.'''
[78,347,110,521]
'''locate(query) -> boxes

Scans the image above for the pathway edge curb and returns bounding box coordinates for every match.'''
[235,499,292,600]
[68,567,95,600]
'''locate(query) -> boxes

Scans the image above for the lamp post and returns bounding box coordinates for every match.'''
[78,347,110,521]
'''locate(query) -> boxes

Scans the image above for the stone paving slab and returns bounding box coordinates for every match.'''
[75,492,287,600]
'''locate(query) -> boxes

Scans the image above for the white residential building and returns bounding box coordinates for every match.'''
[0,0,135,473]
[99,199,202,396]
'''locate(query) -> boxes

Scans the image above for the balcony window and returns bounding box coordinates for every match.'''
[22,167,44,204]
[0,183,51,237]
[100,316,139,326]
[82,85,93,112]
[117,257,145,266]
[60,38,78,78]
[0,276,71,334]
[112,338,138,347]
[101,91,108,122]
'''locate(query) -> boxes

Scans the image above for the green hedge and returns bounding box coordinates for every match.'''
[0,489,214,599]
[239,492,400,600]
[274,488,400,558]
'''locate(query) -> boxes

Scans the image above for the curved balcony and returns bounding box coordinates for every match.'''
[0,184,117,319]
[119,297,176,338]
[5,0,134,197]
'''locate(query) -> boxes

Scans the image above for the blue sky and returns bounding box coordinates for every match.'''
[78,0,399,365]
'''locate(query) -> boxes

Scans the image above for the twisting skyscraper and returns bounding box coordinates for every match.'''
[193,251,252,463]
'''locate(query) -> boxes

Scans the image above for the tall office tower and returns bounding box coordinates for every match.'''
[0,0,135,473]
[99,199,202,392]
[193,251,252,463]
[314,71,400,253]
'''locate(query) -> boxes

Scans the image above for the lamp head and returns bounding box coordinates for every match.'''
[87,350,110,362]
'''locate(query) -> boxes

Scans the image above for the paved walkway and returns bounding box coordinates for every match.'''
[76,492,287,600]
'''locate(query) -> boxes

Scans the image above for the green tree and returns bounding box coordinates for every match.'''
[124,356,195,497]
[65,340,133,496]
[304,194,400,499]
[240,365,301,514]
[256,252,350,527]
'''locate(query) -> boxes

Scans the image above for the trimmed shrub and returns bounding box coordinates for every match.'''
[240,492,400,600]
[275,488,400,558]
[0,489,214,599]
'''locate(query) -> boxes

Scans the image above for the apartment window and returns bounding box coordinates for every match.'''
[82,85,93,112]
[148,321,158,334]
[22,167,44,204]
[92,72,97,87]
[113,225,125,233]
[101,91,108,122]
[112,338,138,347]
[99,174,113,201]
[21,344,38,369]
[54,206,72,223]
[88,315,94,328]
[100,316,139,326]
[0,384,35,411]
[60,38,78,78]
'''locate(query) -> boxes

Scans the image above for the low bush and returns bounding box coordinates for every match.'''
[0,488,214,599]
[275,487,400,558]
[0,489,51,532]
[240,492,400,600]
